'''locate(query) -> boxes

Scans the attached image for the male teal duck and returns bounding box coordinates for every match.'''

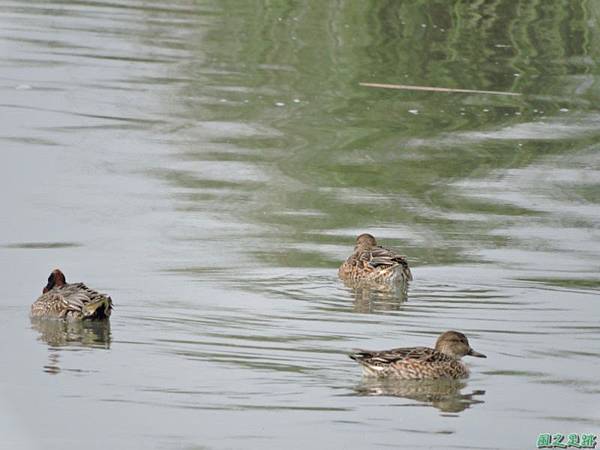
[30,269,113,320]
[349,331,486,380]
[339,233,412,284]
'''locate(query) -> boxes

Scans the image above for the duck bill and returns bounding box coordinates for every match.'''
[468,348,487,358]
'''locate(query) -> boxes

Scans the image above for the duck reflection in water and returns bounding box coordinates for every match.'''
[346,281,408,313]
[354,378,485,413]
[30,318,111,374]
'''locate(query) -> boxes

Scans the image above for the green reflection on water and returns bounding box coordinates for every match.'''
[160,0,600,270]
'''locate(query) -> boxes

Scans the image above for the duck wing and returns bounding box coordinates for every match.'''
[60,283,113,317]
[350,347,452,364]
[365,246,409,269]
[356,246,412,281]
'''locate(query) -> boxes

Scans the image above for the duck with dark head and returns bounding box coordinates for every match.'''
[43,269,66,293]
[31,269,113,320]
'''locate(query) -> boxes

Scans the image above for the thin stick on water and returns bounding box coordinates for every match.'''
[359,82,521,96]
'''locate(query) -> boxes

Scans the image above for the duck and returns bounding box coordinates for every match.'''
[339,233,412,285]
[349,331,486,380]
[30,269,113,320]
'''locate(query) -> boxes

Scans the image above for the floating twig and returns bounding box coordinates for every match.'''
[359,82,521,96]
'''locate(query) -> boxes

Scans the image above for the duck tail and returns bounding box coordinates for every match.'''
[349,350,388,376]
[349,350,373,362]
[404,265,413,282]
[82,297,113,319]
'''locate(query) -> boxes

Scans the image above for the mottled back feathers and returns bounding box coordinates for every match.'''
[349,331,486,380]
[339,234,412,285]
[31,274,113,320]
[350,347,469,379]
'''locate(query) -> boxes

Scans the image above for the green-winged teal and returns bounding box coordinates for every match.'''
[339,233,412,284]
[30,269,113,320]
[349,331,486,380]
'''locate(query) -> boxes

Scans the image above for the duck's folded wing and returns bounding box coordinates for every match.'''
[64,291,89,310]
[404,348,455,363]
[70,283,113,315]
[367,247,409,268]
[350,347,434,364]
[56,283,99,310]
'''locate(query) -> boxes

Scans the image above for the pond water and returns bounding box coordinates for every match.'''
[1,1,600,449]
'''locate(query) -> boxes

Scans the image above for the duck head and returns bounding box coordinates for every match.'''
[435,331,486,359]
[356,233,377,249]
[43,269,66,293]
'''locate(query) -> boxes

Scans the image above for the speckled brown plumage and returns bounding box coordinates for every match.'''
[349,331,486,380]
[30,269,113,320]
[339,233,412,285]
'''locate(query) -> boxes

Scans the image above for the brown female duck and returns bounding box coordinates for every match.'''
[30,269,113,320]
[349,331,486,380]
[339,233,412,285]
